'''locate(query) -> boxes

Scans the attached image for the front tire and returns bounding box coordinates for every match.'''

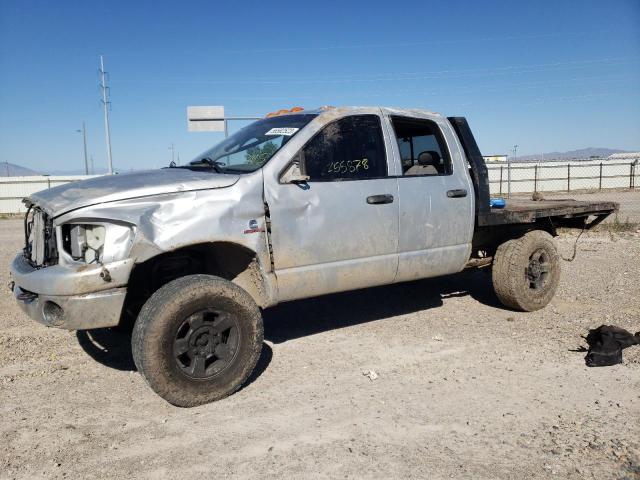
[132,274,263,407]
[492,230,560,311]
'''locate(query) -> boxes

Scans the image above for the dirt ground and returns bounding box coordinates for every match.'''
[1,218,639,480]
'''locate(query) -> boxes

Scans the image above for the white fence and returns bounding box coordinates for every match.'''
[0,159,638,214]
[487,158,639,196]
[0,175,95,214]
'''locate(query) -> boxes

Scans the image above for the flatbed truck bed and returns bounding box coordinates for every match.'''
[478,198,618,227]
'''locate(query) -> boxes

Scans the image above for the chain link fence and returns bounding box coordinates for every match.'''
[487,158,640,223]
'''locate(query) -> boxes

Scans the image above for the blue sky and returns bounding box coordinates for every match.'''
[1,0,639,173]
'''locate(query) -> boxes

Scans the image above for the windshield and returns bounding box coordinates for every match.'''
[190,114,317,172]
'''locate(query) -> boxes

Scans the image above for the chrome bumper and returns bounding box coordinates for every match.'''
[11,254,133,296]
[11,284,127,330]
[9,253,130,330]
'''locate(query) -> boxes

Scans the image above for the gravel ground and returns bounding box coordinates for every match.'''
[0,218,639,480]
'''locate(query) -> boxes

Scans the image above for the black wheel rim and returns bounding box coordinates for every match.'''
[525,248,550,290]
[173,309,240,379]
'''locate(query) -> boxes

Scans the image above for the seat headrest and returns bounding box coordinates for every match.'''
[417,151,441,166]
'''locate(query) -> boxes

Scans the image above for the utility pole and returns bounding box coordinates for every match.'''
[507,144,518,198]
[76,122,89,175]
[169,143,175,164]
[99,55,114,174]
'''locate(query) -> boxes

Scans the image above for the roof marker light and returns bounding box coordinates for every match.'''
[264,106,305,118]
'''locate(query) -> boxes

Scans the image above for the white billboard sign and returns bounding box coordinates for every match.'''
[187,106,225,132]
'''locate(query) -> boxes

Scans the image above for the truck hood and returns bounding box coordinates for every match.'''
[28,169,240,217]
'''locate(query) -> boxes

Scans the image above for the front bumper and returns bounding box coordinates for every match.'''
[11,284,127,330]
[10,253,131,330]
[11,254,133,296]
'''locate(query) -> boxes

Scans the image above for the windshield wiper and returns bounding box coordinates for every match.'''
[185,157,228,173]
[201,158,225,173]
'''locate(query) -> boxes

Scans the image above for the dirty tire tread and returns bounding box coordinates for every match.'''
[492,230,560,312]
[131,274,263,407]
[493,238,520,310]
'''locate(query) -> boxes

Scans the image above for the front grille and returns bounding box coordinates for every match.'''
[24,207,58,267]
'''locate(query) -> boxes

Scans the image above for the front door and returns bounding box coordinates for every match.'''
[264,114,399,302]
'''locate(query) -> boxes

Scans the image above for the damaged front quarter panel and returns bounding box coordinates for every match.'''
[52,171,276,307]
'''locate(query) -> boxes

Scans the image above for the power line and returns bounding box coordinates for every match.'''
[101,29,623,57]
[99,55,114,175]
[181,82,639,105]
[134,56,640,86]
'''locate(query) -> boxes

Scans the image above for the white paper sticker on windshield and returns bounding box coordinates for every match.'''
[265,127,299,136]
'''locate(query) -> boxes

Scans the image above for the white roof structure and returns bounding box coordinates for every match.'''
[607,152,640,160]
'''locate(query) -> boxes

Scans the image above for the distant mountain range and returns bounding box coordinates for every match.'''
[516,148,634,162]
[0,162,110,177]
[0,162,40,176]
[46,168,110,175]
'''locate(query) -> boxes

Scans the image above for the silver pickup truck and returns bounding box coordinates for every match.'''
[9,106,616,406]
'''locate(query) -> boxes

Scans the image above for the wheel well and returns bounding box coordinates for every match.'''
[120,242,266,327]
[471,219,557,259]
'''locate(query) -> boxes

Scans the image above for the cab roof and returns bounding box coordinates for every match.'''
[274,105,444,119]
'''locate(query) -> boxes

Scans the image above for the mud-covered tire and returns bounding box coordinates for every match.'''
[492,230,560,312]
[131,274,263,407]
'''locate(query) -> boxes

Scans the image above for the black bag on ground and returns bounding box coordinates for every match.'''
[584,325,640,367]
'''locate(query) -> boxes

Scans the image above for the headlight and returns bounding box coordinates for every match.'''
[65,224,105,263]
[60,222,134,264]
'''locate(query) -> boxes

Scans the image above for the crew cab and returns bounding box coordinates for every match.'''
[9,106,617,406]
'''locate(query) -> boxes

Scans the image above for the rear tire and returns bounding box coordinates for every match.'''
[492,230,560,311]
[132,274,263,407]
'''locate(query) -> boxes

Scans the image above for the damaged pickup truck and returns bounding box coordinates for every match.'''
[10,106,617,406]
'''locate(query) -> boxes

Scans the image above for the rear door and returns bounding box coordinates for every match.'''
[384,114,474,282]
[264,113,400,301]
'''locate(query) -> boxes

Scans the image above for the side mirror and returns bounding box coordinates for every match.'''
[281,160,310,184]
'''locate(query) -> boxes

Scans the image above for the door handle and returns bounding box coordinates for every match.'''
[446,189,468,198]
[366,194,394,205]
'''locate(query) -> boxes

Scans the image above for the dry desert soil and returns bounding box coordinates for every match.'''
[1,218,639,479]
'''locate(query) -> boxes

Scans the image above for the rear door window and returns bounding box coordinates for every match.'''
[391,117,452,176]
